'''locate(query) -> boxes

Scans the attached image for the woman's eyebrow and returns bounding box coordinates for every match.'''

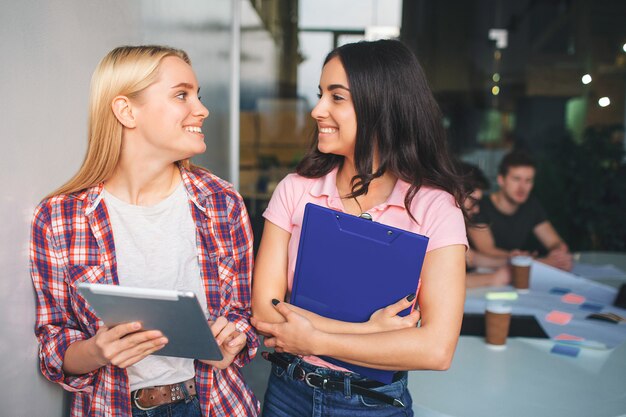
[318,84,351,92]
[170,82,195,90]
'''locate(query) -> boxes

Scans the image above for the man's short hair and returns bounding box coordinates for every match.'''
[498,150,536,177]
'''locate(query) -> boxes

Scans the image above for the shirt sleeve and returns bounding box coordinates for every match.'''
[223,193,259,368]
[529,196,548,227]
[420,191,468,252]
[30,203,96,392]
[262,175,297,233]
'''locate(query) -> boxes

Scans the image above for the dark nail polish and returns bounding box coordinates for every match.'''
[271,298,280,306]
[406,293,416,302]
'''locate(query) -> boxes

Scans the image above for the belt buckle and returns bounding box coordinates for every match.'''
[132,389,159,411]
[305,372,328,390]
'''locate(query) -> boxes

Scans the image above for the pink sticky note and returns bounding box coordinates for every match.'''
[562,293,586,304]
[554,333,584,341]
[546,310,573,325]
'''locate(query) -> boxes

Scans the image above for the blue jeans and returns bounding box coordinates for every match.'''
[262,354,413,417]
[131,394,202,417]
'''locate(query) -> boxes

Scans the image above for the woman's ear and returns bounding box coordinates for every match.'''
[111,96,136,128]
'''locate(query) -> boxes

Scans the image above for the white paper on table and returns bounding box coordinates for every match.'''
[571,262,626,280]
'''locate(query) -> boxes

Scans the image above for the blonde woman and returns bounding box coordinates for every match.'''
[30,46,259,416]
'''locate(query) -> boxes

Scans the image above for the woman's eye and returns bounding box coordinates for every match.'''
[316,93,322,99]
[175,92,187,100]
[332,94,345,101]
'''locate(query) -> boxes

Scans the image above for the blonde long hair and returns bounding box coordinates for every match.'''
[48,45,194,198]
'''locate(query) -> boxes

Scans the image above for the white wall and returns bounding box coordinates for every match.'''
[0,1,232,414]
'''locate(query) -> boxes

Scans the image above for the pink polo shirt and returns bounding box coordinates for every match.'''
[263,168,467,370]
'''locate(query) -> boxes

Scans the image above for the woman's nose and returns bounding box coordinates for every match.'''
[195,101,209,119]
[311,99,327,120]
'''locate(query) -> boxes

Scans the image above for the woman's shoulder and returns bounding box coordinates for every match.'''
[273,172,320,195]
[37,188,92,212]
[278,172,315,184]
[32,189,94,228]
[185,166,241,199]
[413,185,458,208]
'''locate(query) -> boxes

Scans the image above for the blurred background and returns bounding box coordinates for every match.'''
[237,0,626,254]
[1,0,625,414]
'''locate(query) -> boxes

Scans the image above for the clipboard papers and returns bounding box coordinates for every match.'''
[78,283,223,361]
[290,203,429,383]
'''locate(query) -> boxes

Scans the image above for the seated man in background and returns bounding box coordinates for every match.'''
[457,161,511,288]
[467,150,572,271]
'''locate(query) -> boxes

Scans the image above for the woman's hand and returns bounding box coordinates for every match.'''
[91,322,168,369]
[251,301,323,356]
[365,293,421,333]
[200,316,247,369]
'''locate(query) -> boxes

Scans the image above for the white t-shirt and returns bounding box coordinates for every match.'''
[103,182,208,391]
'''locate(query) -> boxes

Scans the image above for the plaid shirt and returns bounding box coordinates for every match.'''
[30,166,260,417]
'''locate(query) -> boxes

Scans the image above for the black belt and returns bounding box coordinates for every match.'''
[262,351,405,408]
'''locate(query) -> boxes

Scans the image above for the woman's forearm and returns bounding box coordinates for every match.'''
[63,338,105,376]
[311,325,456,371]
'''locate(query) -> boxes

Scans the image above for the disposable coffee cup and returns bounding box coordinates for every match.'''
[510,256,532,293]
[485,302,512,350]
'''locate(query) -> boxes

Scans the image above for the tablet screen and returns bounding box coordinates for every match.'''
[78,283,223,361]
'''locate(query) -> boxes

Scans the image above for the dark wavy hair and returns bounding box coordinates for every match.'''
[296,39,466,220]
[455,160,490,192]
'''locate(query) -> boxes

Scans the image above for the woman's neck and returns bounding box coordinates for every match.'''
[336,159,397,215]
[104,158,181,206]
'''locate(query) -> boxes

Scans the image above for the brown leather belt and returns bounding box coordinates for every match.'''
[131,378,197,410]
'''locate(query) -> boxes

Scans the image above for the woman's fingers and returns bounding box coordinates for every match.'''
[96,322,142,346]
[211,317,240,346]
[383,293,417,316]
[210,316,229,339]
[112,337,168,368]
[227,331,247,348]
[94,324,166,366]
[403,309,421,327]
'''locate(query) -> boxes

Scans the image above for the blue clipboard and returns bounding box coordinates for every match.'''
[290,203,429,383]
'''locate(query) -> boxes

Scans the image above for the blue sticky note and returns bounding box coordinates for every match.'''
[550,287,571,295]
[580,302,603,312]
[551,344,580,357]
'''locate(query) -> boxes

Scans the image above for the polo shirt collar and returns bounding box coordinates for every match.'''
[309,167,409,212]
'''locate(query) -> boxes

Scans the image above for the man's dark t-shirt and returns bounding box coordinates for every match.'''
[473,195,547,251]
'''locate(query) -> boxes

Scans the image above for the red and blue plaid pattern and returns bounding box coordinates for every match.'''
[31,166,260,416]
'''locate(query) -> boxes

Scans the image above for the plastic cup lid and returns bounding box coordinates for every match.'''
[486,302,512,314]
[510,256,532,266]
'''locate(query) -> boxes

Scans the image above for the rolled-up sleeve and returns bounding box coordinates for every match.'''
[224,196,259,367]
[30,204,96,392]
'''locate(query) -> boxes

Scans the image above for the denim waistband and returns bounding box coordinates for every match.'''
[273,352,407,385]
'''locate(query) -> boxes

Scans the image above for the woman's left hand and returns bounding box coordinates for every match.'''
[365,294,421,333]
[251,301,322,356]
[200,316,247,369]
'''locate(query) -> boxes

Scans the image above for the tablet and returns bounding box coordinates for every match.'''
[77,283,223,361]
